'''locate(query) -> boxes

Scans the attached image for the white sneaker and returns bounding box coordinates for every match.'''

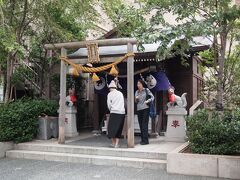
[110,144,115,148]
[114,144,120,148]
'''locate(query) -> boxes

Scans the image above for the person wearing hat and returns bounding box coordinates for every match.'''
[107,80,125,148]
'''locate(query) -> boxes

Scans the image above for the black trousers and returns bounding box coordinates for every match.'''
[137,108,150,144]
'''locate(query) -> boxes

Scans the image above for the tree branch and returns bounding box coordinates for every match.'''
[227,35,233,60]
[17,0,28,43]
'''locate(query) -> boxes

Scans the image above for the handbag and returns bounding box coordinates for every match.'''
[149,101,157,119]
[145,89,156,119]
[145,88,151,105]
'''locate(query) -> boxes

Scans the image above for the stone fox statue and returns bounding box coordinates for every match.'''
[167,87,187,108]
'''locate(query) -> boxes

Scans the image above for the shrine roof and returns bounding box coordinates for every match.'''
[68,36,212,58]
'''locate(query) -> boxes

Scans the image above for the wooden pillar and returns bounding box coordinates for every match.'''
[127,43,134,148]
[58,48,67,144]
[92,93,99,130]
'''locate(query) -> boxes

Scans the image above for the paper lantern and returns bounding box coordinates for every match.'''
[92,73,100,82]
[109,65,118,76]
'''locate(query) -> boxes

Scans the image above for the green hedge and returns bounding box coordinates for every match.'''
[0,99,58,143]
[187,109,240,155]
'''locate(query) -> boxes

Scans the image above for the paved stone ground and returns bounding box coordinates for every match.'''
[67,134,141,148]
[0,158,227,180]
[23,132,183,154]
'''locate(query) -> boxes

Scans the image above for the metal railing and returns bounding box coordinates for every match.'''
[189,100,204,115]
[14,60,46,96]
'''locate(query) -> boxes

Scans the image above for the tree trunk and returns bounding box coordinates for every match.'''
[4,54,12,103]
[216,32,227,111]
[39,67,44,98]
[10,85,13,100]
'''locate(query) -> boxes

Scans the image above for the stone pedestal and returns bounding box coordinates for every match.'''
[65,106,78,137]
[165,107,187,142]
[37,116,58,140]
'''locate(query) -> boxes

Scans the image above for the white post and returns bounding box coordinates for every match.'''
[127,43,135,148]
[58,48,67,144]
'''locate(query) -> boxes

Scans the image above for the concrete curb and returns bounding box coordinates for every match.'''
[6,150,167,170]
[14,143,167,160]
[0,142,14,159]
[167,142,240,179]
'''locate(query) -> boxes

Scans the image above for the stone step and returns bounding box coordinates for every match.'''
[6,150,166,170]
[15,143,167,160]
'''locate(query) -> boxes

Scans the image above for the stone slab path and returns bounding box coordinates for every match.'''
[0,158,227,180]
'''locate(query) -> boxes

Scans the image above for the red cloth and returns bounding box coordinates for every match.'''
[169,94,175,102]
[70,95,77,103]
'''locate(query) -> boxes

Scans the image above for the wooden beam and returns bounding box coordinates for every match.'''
[58,48,67,144]
[70,56,125,64]
[68,54,157,64]
[44,38,137,50]
[118,67,149,78]
[127,42,135,148]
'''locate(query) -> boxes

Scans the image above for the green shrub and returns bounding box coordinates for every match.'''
[187,109,240,155]
[0,99,58,143]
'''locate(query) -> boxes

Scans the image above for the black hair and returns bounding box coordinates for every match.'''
[137,79,147,88]
[169,86,175,90]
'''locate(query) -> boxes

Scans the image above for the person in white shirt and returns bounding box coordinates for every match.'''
[107,80,125,148]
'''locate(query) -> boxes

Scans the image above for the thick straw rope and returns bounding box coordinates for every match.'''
[60,52,135,73]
